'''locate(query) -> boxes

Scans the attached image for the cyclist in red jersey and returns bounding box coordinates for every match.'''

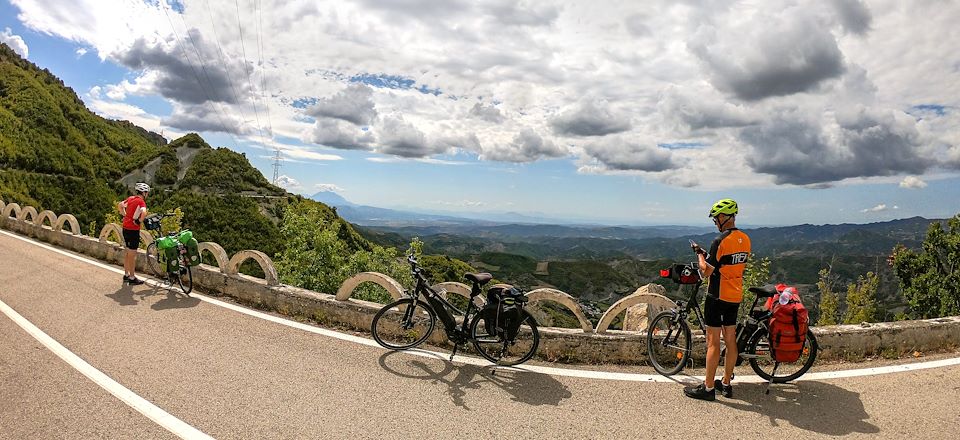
[685,198,751,401]
[118,183,150,285]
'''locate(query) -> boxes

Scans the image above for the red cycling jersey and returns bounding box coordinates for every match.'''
[122,195,146,230]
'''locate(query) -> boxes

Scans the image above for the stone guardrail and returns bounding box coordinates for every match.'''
[2,199,959,365]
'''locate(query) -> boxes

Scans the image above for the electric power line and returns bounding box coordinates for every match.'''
[160,0,240,148]
[199,0,250,129]
[234,0,265,144]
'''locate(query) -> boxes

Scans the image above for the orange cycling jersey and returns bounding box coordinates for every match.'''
[705,228,751,303]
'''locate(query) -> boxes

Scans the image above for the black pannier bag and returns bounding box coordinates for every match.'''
[483,284,526,340]
[143,214,162,231]
[659,263,701,284]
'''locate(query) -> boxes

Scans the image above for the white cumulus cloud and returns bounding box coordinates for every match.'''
[276,175,300,189]
[861,204,899,213]
[899,176,927,189]
[314,183,345,192]
[1,27,28,58]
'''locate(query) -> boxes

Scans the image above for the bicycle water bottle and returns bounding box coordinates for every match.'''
[779,287,796,305]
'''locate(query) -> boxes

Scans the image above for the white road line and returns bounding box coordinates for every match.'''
[0,299,213,440]
[3,228,960,384]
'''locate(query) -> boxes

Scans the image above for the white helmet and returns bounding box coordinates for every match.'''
[135,182,150,193]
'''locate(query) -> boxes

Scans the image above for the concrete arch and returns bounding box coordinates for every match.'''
[18,205,38,223]
[0,198,4,212]
[526,288,595,333]
[139,230,153,247]
[98,223,123,244]
[3,203,21,220]
[197,242,229,269]
[55,214,80,235]
[432,282,472,301]
[336,272,405,301]
[35,210,58,229]
[226,250,279,286]
[596,284,674,334]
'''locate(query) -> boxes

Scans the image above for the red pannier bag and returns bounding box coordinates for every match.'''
[767,284,809,363]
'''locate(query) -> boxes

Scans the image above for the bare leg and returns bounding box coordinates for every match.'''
[704,326,722,388]
[124,249,137,277]
[722,325,738,384]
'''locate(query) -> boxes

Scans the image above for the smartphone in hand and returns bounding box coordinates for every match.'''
[689,239,705,255]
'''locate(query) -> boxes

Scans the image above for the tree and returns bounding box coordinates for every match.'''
[274,201,411,304]
[843,271,879,324]
[891,215,960,319]
[739,256,771,320]
[817,267,840,325]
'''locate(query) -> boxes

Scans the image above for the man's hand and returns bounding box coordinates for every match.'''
[689,240,706,256]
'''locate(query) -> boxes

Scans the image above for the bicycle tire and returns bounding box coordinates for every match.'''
[746,328,818,383]
[175,252,193,295]
[371,298,436,350]
[470,309,540,366]
[646,310,692,376]
[145,242,165,276]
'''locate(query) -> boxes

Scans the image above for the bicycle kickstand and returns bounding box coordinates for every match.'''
[449,343,459,361]
[765,362,780,395]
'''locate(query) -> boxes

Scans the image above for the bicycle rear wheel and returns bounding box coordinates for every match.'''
[145,242,165,277]
[371,298,436,350]
[746,328,818,383]
[174,252,193,295]
[470,309,540,366]
[646,310,692,376]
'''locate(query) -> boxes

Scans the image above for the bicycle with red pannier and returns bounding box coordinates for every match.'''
[647,261,818,392]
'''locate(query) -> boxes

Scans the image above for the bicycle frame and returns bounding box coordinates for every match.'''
[405,264,479,341]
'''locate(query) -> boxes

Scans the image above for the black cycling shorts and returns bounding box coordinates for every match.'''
[122,228,141,250]
[704,295,740,327]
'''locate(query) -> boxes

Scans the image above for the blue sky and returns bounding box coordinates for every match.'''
[2,0,959,226]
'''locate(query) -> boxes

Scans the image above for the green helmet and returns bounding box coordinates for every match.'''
[709,198,738,217]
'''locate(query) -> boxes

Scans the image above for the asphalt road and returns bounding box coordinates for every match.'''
[1,230,958,439]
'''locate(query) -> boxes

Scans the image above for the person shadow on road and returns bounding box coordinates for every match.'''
[717,381,880,436]
[377,350,572,409]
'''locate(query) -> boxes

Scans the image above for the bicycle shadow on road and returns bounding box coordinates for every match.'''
[377,350,572,409]
[717,381,880,436]
[105,283,199,311]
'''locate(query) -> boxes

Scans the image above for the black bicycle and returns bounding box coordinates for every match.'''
[646,252,818,386]
[371,254,540,366]
[144,212,195,295]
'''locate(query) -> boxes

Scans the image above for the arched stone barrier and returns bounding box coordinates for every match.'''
[197,242,229,269]
[55,214,80,235]
[3,202,21,219]
[35,210,58,229]
[0,198,4,213]
[226,250,279,286]
[596,284,674,334]
[336,272,405,301]
[18,205,38,223]
[98,223,123,244]
[526,288,595,333]
[139,230,153,247]
[432,282,472,301]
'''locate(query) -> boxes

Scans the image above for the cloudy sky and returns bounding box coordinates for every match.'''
[2,0,958,225]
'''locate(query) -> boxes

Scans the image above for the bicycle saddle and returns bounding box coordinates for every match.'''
[748,284,779,298]
[464,272,493,286]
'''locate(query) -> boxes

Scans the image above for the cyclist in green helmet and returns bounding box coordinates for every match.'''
[685,198,751,401]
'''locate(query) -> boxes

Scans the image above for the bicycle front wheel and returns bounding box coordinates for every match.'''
[746,328,818,383]
[145,242,165,277]
[646,310,692,376]
[470,309,540,366]
[371,298,436,350]
[175,253,193,295]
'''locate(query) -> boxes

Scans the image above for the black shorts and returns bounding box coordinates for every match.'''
[122,228,141,250]
[704,295,740,327]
